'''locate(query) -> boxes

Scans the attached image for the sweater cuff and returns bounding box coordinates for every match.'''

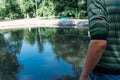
[91,34,107,40]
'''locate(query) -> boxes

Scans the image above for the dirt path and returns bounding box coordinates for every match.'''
[0,18,88,29]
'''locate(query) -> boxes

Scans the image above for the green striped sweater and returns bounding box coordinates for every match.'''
[88,0,120,70]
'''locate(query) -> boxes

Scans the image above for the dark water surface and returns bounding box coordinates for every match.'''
[0,28,89,80]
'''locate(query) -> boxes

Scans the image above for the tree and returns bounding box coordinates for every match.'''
[4,0,23,19]
[19,0,35,18]
[0,0,87,20]
[0,8,6,19]
[52,0,87,18]
[0,0,6,19]
[37,0,55,17]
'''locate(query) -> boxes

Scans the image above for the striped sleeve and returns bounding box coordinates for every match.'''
[88,0,109,37]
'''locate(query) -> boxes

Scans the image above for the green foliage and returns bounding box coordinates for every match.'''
[0,8,6,20]
[37,0,55,17]
[4,0,23,19]
[53,0,87,18]
[0,0,87,19]
[21,0,35,18]
[0,0,6,19]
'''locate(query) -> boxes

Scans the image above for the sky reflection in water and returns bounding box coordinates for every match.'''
[17,41,74,80]
[0,28,89,80]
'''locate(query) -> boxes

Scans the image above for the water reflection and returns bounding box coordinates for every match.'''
[0,28,89,80]
[0,33,21,80]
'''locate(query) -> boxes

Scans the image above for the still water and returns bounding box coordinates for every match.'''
[0,28,89,80]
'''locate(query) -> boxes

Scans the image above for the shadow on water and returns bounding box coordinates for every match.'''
[0,28,90,80]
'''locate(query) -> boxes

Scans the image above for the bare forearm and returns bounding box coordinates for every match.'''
[80,40,107,80]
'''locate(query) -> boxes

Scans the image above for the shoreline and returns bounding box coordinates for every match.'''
[0,18,88,30]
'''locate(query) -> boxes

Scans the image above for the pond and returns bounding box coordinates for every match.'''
[0,28,90,80]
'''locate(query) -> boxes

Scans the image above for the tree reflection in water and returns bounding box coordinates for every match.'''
[0,28,89,80]
[0,33,22,80]
[50,29,89,80]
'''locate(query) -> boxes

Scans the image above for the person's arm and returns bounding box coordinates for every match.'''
[79,0,109,79]
[79,40,107,80]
